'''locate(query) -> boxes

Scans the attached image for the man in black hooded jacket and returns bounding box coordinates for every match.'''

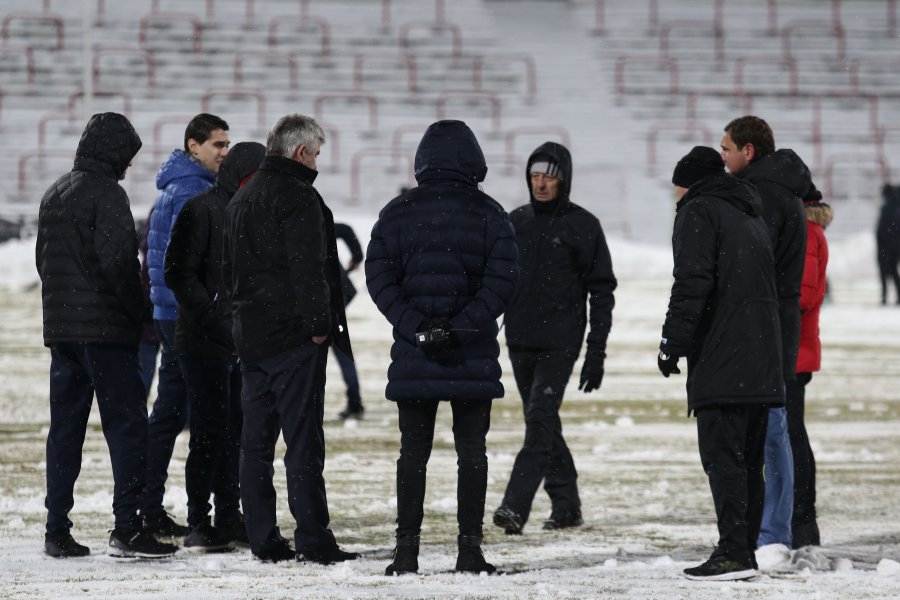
[658,146,783,581]
[35,112,176,559]
[164,141,266,551]
[493,142,616,535]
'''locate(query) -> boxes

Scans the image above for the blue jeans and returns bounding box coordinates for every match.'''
[143,319,188,517]
[45,343,148,534]
[758,405,794,547]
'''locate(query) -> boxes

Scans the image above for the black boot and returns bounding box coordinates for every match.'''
[385,534,419,575]
[455,535,496,574]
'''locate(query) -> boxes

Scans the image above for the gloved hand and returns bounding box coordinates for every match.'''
[578,351,605,393]
[657,344,681,377]
[415,319,455,357]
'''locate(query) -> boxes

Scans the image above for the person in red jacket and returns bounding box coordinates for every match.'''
[788,183,832,548]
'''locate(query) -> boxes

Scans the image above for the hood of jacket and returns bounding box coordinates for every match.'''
[156,148,216,191]
[526,141,573,207]
[741,148,812,198]
[678,172,763,216]
[73,112,142,180]
[216,141,266,197]
[414,120,487,185]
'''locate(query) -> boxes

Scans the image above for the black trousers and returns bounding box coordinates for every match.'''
[239,342,336,554]
[395,398,492,538]
[45,343,148,534]
[500,348,580,525]
[696,404,769,563]
[786,372,819,543]
[180,352,242,527]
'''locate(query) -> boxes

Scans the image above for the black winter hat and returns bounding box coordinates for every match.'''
[672,146,724,188]
[803,181,823,203]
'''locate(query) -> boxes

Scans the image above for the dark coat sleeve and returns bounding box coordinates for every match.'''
[365,217,427,343]
[164,197,221,333]
[335,222,364,263]
[662,200,717,356]
[95,184,145,328]
[582,220,617,355]
[284,192,331,337]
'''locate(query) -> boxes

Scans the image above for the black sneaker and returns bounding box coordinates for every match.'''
[143,512,189,538]
[684,553,758,581]
[184,521,231,553]
[44,531,90,558]
[108,529,177,558]
[338,406,364,420]
[216,513,249,547]
[297,546,361,565]
[542,509,584,531]
[493,505,523,535]
[253,535,294,563]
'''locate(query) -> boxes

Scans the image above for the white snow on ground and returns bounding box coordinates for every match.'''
[3,227,900,599]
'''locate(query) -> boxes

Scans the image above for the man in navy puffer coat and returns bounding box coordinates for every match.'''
[144,113,230,535]
[366,120,518,575]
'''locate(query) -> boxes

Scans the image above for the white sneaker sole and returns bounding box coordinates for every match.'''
[684,568,759,581]
[108,545,176,559]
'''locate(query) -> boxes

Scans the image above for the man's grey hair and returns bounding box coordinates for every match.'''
[266,114,325,158]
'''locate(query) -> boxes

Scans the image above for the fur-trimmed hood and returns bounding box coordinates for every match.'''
[805,202,833,229]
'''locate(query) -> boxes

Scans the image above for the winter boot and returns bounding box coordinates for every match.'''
[455,535,497,574]
[385,534,419,575]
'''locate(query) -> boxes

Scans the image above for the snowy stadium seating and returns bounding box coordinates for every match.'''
[0,0,898,242]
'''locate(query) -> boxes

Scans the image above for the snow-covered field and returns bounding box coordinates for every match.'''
[2,223,900,599]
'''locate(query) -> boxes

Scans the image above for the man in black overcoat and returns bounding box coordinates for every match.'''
[222,114,358,564]
[658,146,783,581]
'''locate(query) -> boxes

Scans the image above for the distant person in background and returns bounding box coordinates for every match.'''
[493,141,616,537]
[144,113,230,538]
[720,116,812,552]
[164,141,266,552]
[787,183,832,549]
[658,146,781,581]
[137,206,160,400]
[876,184,900,305]
[367,120,518,575]
[36,112,176,559]
[334,222,365,420]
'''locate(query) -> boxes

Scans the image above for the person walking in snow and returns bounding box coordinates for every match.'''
[144,113,231,538]
[493,142,616,536]
[36,112,176,559]
[366,120,518,576]
[333,222,366,420]
[658,146,782,581]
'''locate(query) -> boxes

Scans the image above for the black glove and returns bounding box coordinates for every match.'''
[657,345,681,377]
[578,351,605,393]
[415,319,455,357]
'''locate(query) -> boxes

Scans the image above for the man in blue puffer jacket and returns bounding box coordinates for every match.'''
[366,120,519,576]
[144,113,230,536]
